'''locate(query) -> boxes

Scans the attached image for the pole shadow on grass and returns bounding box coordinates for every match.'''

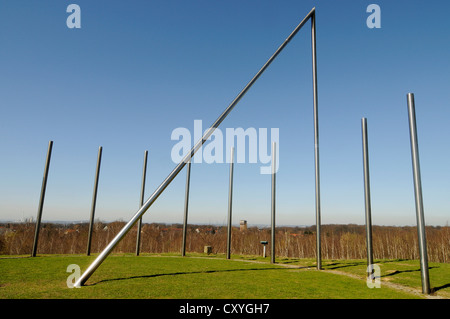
[322,259,425,270]
[86,267,296,286]
[322,261,366,270]
[379,266,449,294]
[431,283,450,293]
[381,266,437,278]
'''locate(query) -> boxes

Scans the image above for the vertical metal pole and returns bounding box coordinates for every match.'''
[31,140,53,257]
[361,118,374,276]
[311,10,322,270]
[271,142,277,264]
[136,150,148,256]
[226,147,235,259]
[87,146,102,256]
[181,160,191,257]
[407,93,431,294]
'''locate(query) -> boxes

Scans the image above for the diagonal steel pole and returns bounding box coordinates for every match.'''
[75,7,317,287]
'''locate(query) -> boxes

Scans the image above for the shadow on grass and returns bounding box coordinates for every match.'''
[87,267,286,286]
[322,259,426,271]
[280,260,298,263]
[322,261,366,270]
[381,267,437,278]
[375,259,412,265]
[379,266,449,294]
[432,283,450,293]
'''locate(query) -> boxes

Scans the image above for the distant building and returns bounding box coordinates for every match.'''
[20,217,34,224]
[240,220,247,231]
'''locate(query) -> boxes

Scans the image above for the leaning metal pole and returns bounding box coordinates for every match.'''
[311,8,321,270]
[361,118,374,276]
[87,146,102,256]
[31,140,53,257]
[226,147,235,260]
[74,7,317,287]
[407,93,431,294]
[181,160,191,257]
[136,150,148,256]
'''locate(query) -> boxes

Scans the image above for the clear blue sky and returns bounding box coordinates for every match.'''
[1,0,449,227]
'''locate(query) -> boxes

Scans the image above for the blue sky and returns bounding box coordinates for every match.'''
[0,0,449,227]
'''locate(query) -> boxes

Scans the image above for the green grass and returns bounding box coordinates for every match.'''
[326,259,450,297]
[1,253,447,299]
[275,257,450,298]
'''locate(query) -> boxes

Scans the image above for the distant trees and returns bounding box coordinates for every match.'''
[0,222,448,263]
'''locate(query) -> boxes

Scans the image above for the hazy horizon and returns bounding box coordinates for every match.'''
[1,216,448,228]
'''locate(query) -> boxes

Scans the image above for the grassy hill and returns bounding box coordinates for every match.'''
[1,253,449,300]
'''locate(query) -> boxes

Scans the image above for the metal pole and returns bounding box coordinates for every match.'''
[226,147,235,259]
[31,140,53,257]
[181,160,191,257]
[87,146,102,256]
[74,8,316,287]
[136,150,148,256]
[361,118,374,276]
[311,10,322,270]
[271,142,276,264]
[407,93,431,294]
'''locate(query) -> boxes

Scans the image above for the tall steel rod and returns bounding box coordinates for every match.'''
[87,146,103,256]
[74,7,316,287]
[407,93,431,294]
[271,142,277,264]
[31,140,53,257]
[226,147,235,259]
[361,118,374,276]
[181,160,191,257]
[136,150,148,256]
[311,9,321,270]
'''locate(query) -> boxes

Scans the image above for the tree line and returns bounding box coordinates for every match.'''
[0,222,448,263]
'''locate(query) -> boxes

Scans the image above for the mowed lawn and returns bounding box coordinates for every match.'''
[0,253,445,299]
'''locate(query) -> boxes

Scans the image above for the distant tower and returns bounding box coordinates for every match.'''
[240,220,247,231]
